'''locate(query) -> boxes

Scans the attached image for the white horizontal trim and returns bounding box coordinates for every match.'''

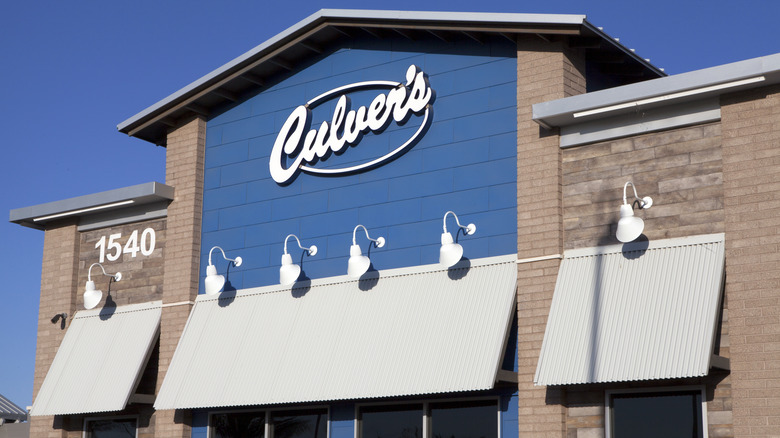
[572,76,764,118]
[33,200,134,222]
[516,254,562,264]
[161,301,195,308]
[560,98,720,148]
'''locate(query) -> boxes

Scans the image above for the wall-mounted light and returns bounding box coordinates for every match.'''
[84,263,122,310]
[205,246,243,295]
[616,181,654,243]
[348,225,385,279]
[280,234,317,286]
[440,211,477,267]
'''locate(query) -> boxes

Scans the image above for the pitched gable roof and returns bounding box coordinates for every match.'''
[118,9,664,146]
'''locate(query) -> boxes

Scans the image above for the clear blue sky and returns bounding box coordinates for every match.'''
[1,0,777,410]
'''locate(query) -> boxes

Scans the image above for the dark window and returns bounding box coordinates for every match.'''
[610,390,703,438]
[430,400,497,438]
[85,418,137,438]
[360,400,498,438]
[212,411,265,438]
[361,404,423,438]
[272,409,327,438]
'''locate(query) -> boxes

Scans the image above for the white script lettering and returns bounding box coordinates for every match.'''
[270,65,434,184]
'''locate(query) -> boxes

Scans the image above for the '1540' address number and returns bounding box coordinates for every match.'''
[95,228,156,263]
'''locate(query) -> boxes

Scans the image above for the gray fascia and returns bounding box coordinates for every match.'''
[9,182,174,230]
[534,52,780,128]
[117,9,589,136]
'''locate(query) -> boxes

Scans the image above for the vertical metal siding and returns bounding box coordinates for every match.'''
[155,255,518,410]
[535,234,725,385]
[30,301,162,416]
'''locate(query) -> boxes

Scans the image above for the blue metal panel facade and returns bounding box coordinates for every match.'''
[201,37,518,292]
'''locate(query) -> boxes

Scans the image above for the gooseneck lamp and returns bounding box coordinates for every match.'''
[440,211,477,267]
[205,246,243,295]
[280,234,318,286]
[348,225,385,279]
[84,263,122,310]
[616,181,654,243]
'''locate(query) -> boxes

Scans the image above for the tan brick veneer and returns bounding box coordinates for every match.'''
[154,116,207,438]
[721,84,780,437]
[30,222,80,438]
[516,37,585,438]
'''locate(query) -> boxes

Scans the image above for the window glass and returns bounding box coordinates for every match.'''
[610,391,703,438]
[272,409,327,438]
[85,418,137,438]
[361,404,423,438]
[212,411,265,438]
[430,400,497,438]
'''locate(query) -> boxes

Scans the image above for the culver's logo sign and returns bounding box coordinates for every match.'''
[270,65,435,184]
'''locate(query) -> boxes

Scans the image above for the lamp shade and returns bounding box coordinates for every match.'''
[616,203,645,243]
[347,244,371,278]
[83,281,103,310]
[204,264,226,295]
[279,253,301,286]
[439,232,464,267]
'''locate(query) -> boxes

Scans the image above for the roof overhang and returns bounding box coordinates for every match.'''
[535,234,726,386]
[9,181,173,231]
[117,9,664,146]
[30,301,162,416]
[533,52,780,130]
[155,255,517,410]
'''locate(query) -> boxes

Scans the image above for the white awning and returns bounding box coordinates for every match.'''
[155,255,517,410]
[30,301,162,416]
[535,234,725,386]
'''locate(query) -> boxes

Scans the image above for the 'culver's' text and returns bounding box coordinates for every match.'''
[270,65,434,184]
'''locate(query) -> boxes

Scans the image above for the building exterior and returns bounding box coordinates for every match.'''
[9,9,780,438]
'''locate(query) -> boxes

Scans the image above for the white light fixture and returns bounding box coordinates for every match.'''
[280,234,317,286]
[440,211,477,267]
[205,246,243,295]
[348,225,385,279]
[616,181,653,243]
[84,263,122,310]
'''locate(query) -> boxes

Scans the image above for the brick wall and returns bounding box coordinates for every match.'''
[562,123,724,249]
[559,122,732,437]
[77,218,166,307]
[721,84,780,437]
[30,221,79,438]
[155,116,207,438]
[516,36,585,438]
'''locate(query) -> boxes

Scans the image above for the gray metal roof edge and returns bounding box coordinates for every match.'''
[117,9,592,135]
[196,253,518,302]
[9,181,173,226]
[0,394,27,418]
[580,19,665,77]
[563,233,725,259]
[534,52,780,127]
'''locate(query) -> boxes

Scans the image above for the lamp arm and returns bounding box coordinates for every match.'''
[87,262,121,282]
[284,234,317,256]
[622,181,652,209]
[442,211,476,235]
[209,246,241,266]
[352,224,384,247]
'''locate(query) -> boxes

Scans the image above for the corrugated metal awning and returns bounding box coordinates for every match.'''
[30,301,161,416]
[155,255,517,410]
[535,234,725,386]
